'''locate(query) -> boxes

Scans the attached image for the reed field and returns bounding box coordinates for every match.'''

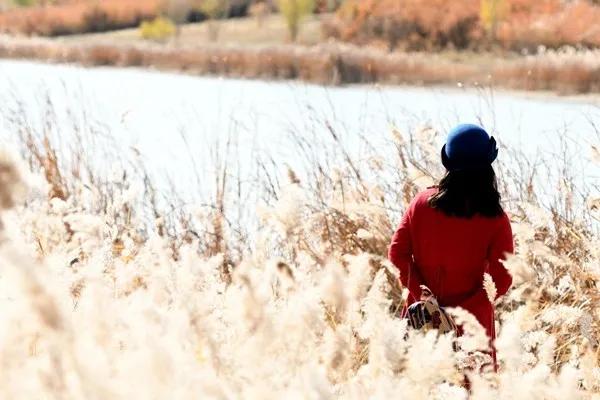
[0,94,598,398]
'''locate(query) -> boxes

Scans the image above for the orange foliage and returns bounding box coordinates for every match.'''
[0,0,163,36]
[324,0,600,50]
[498,0,600,49]
[324,0,481,50]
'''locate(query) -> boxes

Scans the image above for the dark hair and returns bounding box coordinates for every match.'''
[428,165,503,218]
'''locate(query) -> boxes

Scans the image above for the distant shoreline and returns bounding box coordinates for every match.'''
[1,35,599,96]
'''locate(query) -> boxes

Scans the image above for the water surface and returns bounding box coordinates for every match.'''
[0,60,597,208]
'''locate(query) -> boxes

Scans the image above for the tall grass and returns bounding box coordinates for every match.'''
[0,92,597,397]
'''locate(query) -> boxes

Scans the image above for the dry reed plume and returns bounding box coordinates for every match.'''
[0,93,597,398]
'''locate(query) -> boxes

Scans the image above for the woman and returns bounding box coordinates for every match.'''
[388,123,514,367]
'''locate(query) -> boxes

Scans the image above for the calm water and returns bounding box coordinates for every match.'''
[0,59,597,206]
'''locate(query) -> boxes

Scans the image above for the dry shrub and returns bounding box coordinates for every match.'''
[492,47,600,94]
[139,16,177,42]
[0,0,163,36]
[496,0,600,50]
[249,1,270,26]
[323,0,482,51]
[323,0,600,51]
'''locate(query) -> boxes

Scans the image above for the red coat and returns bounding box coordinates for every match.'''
[388,188,513,344]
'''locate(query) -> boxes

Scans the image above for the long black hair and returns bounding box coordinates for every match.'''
[428,165,503,218]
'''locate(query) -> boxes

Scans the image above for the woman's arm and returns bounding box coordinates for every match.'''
[388,199,426,301]
[486,213,514,298]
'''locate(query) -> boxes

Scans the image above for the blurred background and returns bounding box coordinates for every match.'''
[0,0,599,93]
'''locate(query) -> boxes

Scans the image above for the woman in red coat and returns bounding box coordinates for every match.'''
[388,124,514,366]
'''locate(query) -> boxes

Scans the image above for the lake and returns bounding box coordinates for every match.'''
[0,59,597,212]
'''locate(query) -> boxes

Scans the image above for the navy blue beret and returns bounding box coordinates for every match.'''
[441,124,498,171]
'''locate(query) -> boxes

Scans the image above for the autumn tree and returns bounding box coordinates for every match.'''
[277,0,314,42]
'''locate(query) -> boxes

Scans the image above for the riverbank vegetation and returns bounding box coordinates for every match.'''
[2,35,600,94]
[0,0,599,93]
[0,96,598,397]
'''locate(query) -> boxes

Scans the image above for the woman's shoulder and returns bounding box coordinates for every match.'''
[409,187,438,211]
[415,186,439,204]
